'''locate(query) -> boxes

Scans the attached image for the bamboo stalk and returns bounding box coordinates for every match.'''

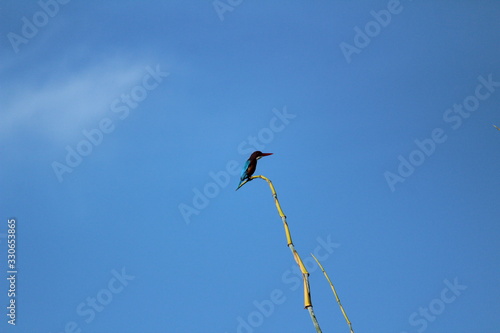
[239,175,322,333]
[311,253,354,333]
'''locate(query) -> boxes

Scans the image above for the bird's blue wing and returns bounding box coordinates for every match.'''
[240,159,251,180]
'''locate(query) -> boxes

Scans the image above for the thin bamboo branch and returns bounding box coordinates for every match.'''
[241,175,322,333]
[311,253,354,333]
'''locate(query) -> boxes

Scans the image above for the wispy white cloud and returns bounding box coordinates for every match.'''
[1,57,148,144]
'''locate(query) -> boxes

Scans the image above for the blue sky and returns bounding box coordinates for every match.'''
[1,1,500,332]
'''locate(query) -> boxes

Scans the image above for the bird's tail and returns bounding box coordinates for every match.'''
[235,178,250,191]
[235,181,244,191]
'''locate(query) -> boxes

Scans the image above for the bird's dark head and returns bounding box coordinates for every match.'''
[251,151,273,160]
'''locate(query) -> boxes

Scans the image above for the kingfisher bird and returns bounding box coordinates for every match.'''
[236,151,273,190]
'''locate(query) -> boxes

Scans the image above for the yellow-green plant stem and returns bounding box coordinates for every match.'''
[239,175,322,333]
[312,253,354,333]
